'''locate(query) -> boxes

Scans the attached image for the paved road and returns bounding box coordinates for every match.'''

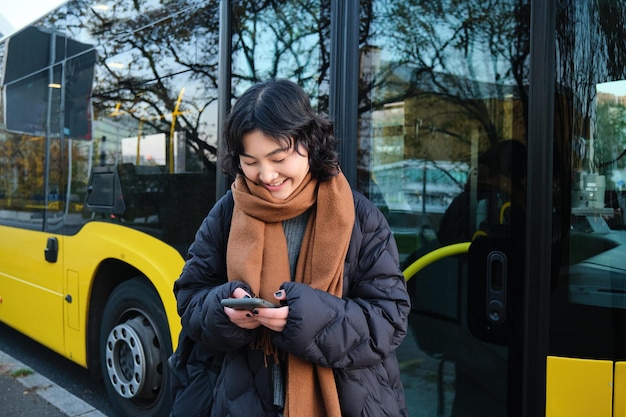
[0,322,117,417]
[0,349,107,417]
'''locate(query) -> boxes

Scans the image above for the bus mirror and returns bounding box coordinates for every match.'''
[85,166,126,215]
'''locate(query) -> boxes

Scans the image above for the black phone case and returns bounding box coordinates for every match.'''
[220,298,278,310]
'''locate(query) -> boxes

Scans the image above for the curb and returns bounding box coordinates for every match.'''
[0,350,108,417]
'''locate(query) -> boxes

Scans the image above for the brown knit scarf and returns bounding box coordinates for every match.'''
[227,171,354,417]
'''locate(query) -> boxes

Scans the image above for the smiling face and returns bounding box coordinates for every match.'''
[240,130,310,200]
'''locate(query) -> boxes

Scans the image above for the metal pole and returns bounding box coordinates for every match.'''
[43,29,57,231]
[216,0,232,198]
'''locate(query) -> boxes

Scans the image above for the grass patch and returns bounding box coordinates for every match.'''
[11,368,33,378]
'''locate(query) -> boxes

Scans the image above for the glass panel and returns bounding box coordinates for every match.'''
[360,1,530,416]
[0,0,221,254]
[0,134,46,231]
[4,69,51,136]
[550,0,626,361]
[231,0,330,112]
[0,44,63,230]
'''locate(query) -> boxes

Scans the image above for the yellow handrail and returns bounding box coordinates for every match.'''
[500,201,511,224]
[403,242,471,281]
[471,230,487,240]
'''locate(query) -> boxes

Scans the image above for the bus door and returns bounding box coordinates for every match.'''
[546,0,626,414]
[0,26,96,355]
[0,132,66,355]
[357,1,530,416]
[0,30,77,354]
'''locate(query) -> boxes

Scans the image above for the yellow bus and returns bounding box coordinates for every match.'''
[1,1,625,417]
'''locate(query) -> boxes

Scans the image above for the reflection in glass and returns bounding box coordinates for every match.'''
[567,80,626,310]
[231,0,330,112]
[0,0,221,253]
[361,1,530,416]
[547,0,626,365]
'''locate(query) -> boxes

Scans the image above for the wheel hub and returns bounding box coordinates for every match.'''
[104,315,163,400]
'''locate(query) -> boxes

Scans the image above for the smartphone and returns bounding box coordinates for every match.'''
[220,297,279,310]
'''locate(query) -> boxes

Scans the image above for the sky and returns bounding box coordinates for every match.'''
[598,80,626,97]
[0,0,66,35]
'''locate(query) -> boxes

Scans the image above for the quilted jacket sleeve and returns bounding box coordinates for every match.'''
[271,192,410,368]
[173,193,260,351]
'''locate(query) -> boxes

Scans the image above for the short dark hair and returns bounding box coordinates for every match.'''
[219,79,339,181]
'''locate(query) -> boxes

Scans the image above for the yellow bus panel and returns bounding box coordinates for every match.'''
[546,356,613,417]
[616,362,626,417]
[61,221,185,364]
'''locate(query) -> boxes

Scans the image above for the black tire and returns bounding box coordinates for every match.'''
[99,279,173,417]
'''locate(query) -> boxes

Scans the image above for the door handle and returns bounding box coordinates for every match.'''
[45,237,58,263]
[486,250,507,324]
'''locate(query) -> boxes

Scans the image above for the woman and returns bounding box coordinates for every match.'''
[172,79,410,417]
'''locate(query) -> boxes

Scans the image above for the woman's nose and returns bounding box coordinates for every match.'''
[259,166,277,183]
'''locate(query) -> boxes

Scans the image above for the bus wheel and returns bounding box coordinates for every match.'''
[99,279,173,417]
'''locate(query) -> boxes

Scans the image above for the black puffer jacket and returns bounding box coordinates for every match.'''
[173,190,410,417]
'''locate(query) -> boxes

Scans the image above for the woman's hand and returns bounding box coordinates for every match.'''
[223,288,289,331]
[252,289,289,332]
[222,287,262,330]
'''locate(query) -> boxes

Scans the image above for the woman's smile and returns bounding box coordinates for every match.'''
[266,178,286,188]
